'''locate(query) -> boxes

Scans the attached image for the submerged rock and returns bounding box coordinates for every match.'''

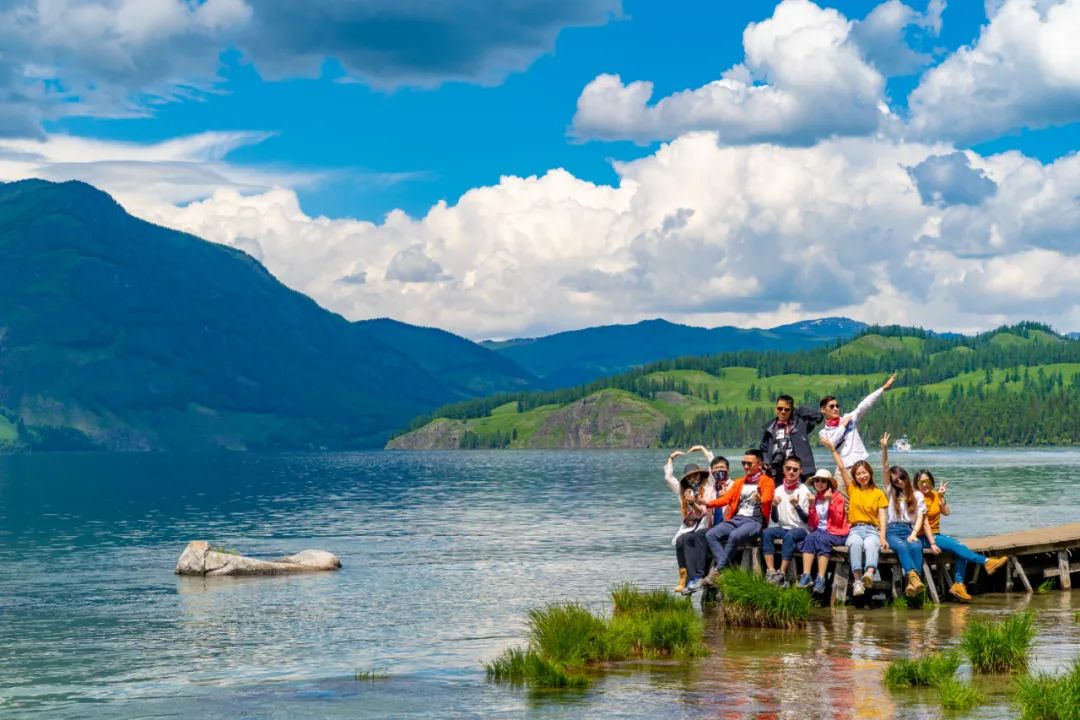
[175,540,342,577]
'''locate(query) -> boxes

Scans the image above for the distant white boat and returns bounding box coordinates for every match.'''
[893,436,912,452]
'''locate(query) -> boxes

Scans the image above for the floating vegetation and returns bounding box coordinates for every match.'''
[962,611,1036,674]
[891,594,909,609]
[1036,579,1055,594]
[884,650,962,689]
[937,677,984,712]
[354,668,389,681]
[484,585,707,690]
[715,569,812,629]
[1013,659,1080,720]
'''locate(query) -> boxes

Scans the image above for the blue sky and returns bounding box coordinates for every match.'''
[3,0,1080,338]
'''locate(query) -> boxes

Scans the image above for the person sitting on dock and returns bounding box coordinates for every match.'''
[684,449,775,594]
[761,455,812,586]
[797,451,851,594]
[912,466,1008,602]
[836,440,889,597]
[664,446,730,593]
[818,373,897,469]
[879,436,929,598]
[760,394,823,483]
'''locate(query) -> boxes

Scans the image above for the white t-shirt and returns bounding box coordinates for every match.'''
[736,481,762,519]
[773,483,812,529]
[886,489,927,524]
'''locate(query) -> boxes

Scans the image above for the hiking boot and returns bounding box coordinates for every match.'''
[683,576,704,595]
[673,568,688,593]
[862,569,875,589]
[905,570,925,598]
[949,582,972,602]
[984,556,1008,576]
[812,576,826,594]
[703,567,720,587]
[852,579,865,597]
[797,573,813,588]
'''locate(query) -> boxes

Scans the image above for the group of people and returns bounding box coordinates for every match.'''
[663,374,1007,602]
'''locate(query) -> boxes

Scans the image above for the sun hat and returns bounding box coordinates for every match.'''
[680,463,710,486]
[810,467,838,491]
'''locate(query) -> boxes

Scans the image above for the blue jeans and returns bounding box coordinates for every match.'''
[706,516,761,571]
[923,533,986,583]
[845,524,881,573]
[761,526,808,562]
[886,522,924,575]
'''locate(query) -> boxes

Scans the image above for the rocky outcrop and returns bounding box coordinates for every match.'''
[527,390,666,449]
[175,540,342,577]
[385,418,468,450]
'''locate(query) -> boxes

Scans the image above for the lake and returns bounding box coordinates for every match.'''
[1,448,1077,718]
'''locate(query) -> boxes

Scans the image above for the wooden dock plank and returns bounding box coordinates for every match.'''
[959,522,1080,556]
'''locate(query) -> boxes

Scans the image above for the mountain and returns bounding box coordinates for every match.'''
[481,317,867,387]
[0,179,531,450]
[391,323,1080,449]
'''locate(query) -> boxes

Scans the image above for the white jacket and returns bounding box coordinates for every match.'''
[664,450,730,544]
[818,387,884,468]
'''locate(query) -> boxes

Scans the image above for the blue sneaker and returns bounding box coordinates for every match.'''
[797,573,813,588]
[813,576,826,594]
[682,576,704,595]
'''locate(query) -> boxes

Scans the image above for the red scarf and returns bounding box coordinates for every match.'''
[826,417,840,427]
[783,477,800,492]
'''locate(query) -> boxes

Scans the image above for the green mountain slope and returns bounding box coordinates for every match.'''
[0,179,528,450]
[390,325,1080,449]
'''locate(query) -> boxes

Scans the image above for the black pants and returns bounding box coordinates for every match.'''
[679,529,712,579]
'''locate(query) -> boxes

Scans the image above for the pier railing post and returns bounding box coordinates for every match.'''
[1058,551,1072,590]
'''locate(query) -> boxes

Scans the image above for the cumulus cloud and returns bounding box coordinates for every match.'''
[851,0,945,76]
[909,0,1080,143]
[908,152,998,206]
[0,0,620,133]
[571,0,893,145]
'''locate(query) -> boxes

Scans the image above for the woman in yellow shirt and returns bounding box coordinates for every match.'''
[826,436,888,597]
[914,469,1007,602]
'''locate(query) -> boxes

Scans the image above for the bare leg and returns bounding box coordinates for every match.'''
[816,554,829,578]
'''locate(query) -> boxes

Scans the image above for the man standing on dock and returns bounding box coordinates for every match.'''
[818,374,897,469]
[760,394,822,482]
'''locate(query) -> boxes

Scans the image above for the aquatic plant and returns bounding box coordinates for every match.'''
[610,584,691,616]
[883,650,962,689]
[1036,579,1055,594]
[484,648,588,689]
[937,677,984,712]
[961,611,1036,674]
[354,668,389,681]
[1013,659,1080,720]
[715,569,812,629]
[891,594,909,609]
[527,603,611,666]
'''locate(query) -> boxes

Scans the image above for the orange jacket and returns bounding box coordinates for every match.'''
[706,472,775,527]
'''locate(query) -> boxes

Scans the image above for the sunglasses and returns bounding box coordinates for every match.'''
[775,406,792,413]
[741,461,755,468]
[826,403,840,409]
[782,466,801,473]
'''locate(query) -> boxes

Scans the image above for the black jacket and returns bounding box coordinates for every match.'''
[759,406,823,476]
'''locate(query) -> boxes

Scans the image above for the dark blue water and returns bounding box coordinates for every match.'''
[0,449,1077,718]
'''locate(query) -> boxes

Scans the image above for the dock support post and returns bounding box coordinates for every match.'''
[1058,551,1072,590]
[1005,559,1013,591]
[936,562,950,596]
[1010,556,1033,593]
[923,562,941,604]
[750,547,762,575]
[891,564,902,600]
[832,563,849,607]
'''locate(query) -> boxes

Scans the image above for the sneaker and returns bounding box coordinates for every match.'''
[905,570,925,598]
[852,579,865,597]
[703,567,720,587]
[812,576,826,594]
[949,582,972,602]
[766,570,783,585]
[683,576,704,595]
[797,573,813,588]
[862,569,875,589]
[984,556,1008,576]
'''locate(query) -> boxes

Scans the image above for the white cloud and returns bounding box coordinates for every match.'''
[909,0,1080,142]
[571,0,892,145]
[851,0,944,76]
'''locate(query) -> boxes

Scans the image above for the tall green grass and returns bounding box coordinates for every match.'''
[716,569,812,629]
[961,611,1036,674]
[1014,659,1080,720]
[485,585,708,689]
[884,651,962,689]
[937,677,984,712]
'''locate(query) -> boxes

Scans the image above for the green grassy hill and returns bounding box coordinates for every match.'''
[389,324,1080,449]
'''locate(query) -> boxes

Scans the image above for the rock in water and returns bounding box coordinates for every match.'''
[175,540,342,577]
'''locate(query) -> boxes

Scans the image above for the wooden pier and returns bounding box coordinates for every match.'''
[726,521,1080,606]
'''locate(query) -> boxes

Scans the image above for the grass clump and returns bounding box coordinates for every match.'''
[961,611,1036,674]
[716,569,812,629]
[884,650,962,689]
[485,585,708,690]
[484,648,588,689]
[1014,659,1080,720]
[354,668,389,681]
[1036,579,1055,594]
[937,677,984,712]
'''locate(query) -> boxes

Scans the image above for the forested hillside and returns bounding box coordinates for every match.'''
[388,323,1080,449]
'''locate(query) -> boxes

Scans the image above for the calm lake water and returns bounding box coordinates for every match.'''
[0,448,1078,719]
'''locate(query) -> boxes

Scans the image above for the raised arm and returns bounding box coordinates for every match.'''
[796,405,824,427]
[820,435,851,499]
[686,444,714,464]
[880,432,892,495]
[849,373,896,423]
[664,450,685,495]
